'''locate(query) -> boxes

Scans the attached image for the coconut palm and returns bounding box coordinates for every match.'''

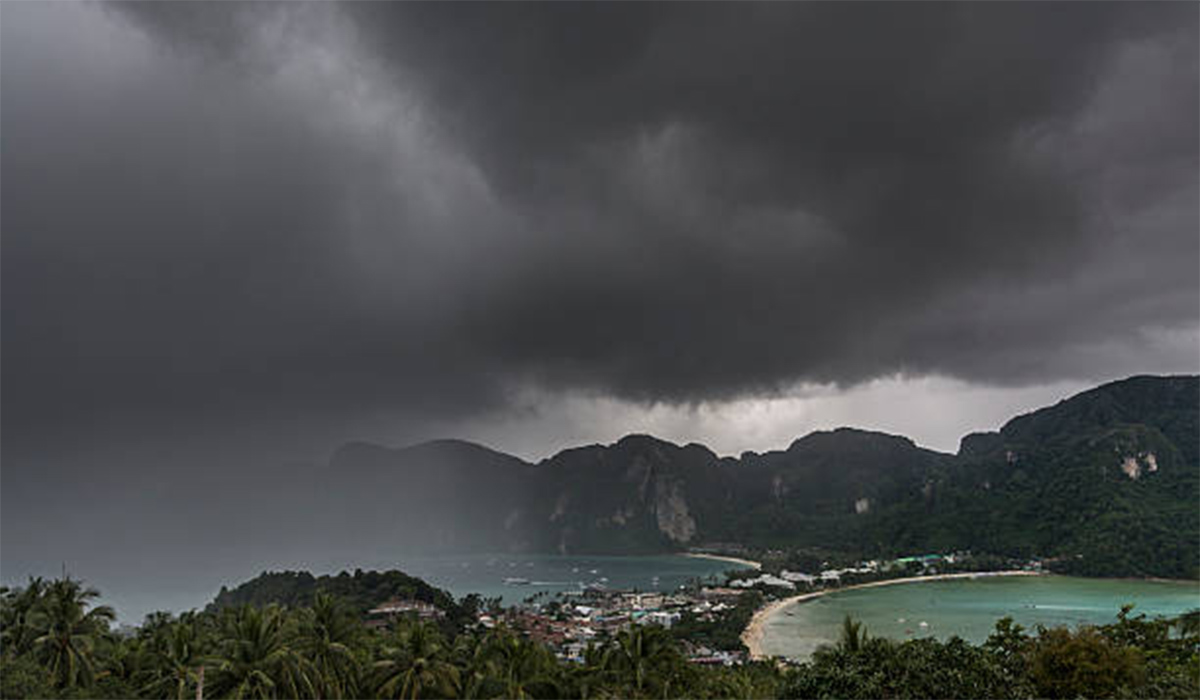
[479,629,560,699]
[0,577,47,657]
[296,592,361,699]
[30,577,116,690]
[560,643,609,700]
[373,620,460,699]
[136,612,211,700]
[207,604,314,699]
[837,615,869,653]
[451,631,493,699]
[702,663,772,699]
[600,624,685,698]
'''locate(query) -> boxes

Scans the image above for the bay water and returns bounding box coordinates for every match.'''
[758,575,1200,660]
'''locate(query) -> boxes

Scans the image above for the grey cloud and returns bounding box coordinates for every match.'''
[3,2,1197,618]
[334,2,1197,394]
[3,1,1197,443]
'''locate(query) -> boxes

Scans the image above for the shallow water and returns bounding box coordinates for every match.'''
[759,575,1200,660]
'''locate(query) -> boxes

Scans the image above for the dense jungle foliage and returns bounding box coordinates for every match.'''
[2,575,1197,699]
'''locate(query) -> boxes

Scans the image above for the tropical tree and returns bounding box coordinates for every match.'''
[600,624,687,698]
[477,628,560,699]
[30,577,116,690]
[0,577,48,657]
[837,614,868,653]
[1029,625,1145,699]
[563,642,608,700]
[373,620,460,699]
[136,612,211,700]
[296,592,361,699]
[207,604,314,699]
[699,662,780,699]
[450,631,492,699]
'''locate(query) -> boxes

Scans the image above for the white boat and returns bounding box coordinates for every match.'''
[503,577,531,585]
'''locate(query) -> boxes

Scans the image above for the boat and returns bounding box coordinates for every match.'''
[503,577,531,585]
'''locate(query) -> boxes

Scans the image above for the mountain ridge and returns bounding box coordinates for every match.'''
[315,375,1198,578]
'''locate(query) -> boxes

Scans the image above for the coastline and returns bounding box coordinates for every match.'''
[741,570,1043,660]
[682,552,762,570]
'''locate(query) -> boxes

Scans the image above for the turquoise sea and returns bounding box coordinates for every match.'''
[758,575,1200,660]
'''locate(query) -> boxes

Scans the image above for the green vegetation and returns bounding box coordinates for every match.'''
[724,376,1200,579]
[3,574,1198,699]
[209,569,471,625]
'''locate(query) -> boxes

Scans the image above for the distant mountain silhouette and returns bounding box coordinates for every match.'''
[314,376,1198,579]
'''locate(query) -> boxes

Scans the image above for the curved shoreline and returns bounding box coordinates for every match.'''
[742,570,1044,660]
[682,552,762,570]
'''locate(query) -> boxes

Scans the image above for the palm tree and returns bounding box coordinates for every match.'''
[837,615,868,653]
[451,631,493,699]
[373,620,460,699]
[703,663,771,699]
[0,577,48,657]
[136,612,211,700]
[479,629,559,699]
[207,604,314,699]
[600,624,685,698]
[30,577,116,690]
[296,592,361,699]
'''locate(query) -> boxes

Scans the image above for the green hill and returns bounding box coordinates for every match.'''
[209,568,462,617]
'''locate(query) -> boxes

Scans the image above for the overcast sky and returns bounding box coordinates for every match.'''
[2,2,1197,617]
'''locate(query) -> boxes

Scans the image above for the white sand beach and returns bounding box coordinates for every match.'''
[741,570,1043,660]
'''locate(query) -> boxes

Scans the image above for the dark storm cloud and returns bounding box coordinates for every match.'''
[332,2,1199,397]
[3,2,1197,620]
[2,2,510,446]
[3,1,1198,444]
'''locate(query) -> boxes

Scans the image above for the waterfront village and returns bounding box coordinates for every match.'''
[363,552,1047,666]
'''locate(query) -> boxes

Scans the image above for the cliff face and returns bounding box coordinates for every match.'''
[318,376,1199,578]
